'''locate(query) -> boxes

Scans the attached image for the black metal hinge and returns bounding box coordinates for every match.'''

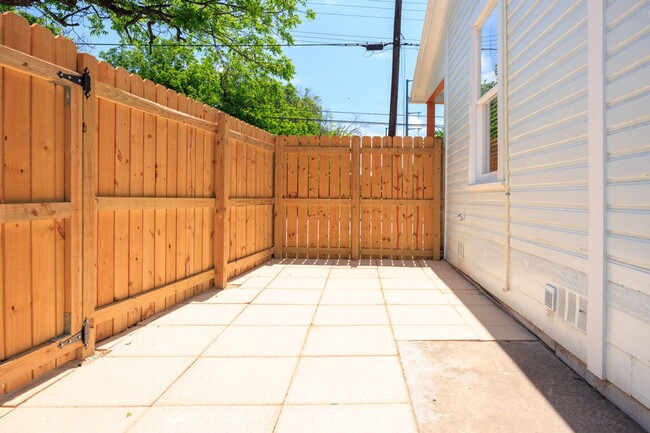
[57,317,92,349]
[58,67,91,98]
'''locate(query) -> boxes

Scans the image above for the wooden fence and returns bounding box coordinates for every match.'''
[275,135,442,259]
[0,12,441,395]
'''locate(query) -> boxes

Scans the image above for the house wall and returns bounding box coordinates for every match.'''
[442,0,649,418]
[604,0,650,410]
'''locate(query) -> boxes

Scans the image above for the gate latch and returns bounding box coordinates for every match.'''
[58,317,93,349]
[57,67,91,98]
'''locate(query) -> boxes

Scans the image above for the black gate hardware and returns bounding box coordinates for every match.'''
[58,67,91,98]
[57,317,93,349]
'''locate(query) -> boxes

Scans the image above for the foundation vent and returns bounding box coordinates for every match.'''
[577,297,588,332]
[457,241,465,259]
[551,284,587,334]
[557,287,567,318]
[544,284,556,310]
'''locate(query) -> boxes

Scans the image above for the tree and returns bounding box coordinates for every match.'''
[0,0,314,80]
[2,1,350,135]
[101,42,341,135]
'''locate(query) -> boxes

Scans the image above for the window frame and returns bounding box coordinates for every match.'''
[468,0,505,189]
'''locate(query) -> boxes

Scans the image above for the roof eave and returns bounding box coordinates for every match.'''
[410,0,448,103]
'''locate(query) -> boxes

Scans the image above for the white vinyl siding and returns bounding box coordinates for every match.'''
[438,0,649,419]
[604,0,650,409]
[445,0,507,288]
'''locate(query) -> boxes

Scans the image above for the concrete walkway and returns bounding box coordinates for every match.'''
[0,260,644,432]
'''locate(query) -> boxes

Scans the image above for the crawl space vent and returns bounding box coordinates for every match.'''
[548,284,587,334]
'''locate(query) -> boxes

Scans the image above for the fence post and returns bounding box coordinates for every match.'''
[214,112,231,289]
[433,137,442,260]
[274,136,285,258]
[78,53,98,357]
[351,136,361,260]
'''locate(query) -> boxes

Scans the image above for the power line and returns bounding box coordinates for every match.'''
[76,41,418,48]
[299,10,424,21]
[265,116,426,126]
[292,30,419,42]
[309,2,425,12]
[322,110,425,117]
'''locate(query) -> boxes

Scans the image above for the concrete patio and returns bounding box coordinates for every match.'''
[0,260,644,432]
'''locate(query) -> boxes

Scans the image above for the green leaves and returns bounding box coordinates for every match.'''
[10,0,329,134]
[101,43,336,135]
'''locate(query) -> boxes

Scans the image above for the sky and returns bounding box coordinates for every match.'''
[73,0,430,137]
[284,0,429,136]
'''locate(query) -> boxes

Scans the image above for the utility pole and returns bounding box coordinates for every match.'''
[388,0,402,137]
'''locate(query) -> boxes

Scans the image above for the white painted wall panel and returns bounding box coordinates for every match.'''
[604,0,650,408]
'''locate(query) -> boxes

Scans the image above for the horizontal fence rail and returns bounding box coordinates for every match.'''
[0,11,442,394]
[275,135,442,260]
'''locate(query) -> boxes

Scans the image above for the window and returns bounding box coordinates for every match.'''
[470,0,503,187]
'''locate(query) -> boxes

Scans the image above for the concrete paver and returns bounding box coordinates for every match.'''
[0,407,145,433]
[0,259,644,433]
[285,356,409,404]
[157,357,297,405]
[319,289,384,305]
[203,326,309,357]
[23,357,194,407]
[130,406,280,433]
[232,304,316,326]
[302,326,396,356]
[106,325,225,357]
[313,305,389,325]
[274,404,418,433]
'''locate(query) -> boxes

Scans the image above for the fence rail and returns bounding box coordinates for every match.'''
[0,12,441,394]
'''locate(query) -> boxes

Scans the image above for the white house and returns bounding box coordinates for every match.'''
[411,0,650,428]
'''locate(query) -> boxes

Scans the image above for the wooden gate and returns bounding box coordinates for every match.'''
[274,135,442,260]
[0,15,83,392]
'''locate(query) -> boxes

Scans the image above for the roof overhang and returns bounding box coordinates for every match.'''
[410,0,448,103]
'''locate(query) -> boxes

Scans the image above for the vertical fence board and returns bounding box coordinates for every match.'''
[360,137,372,256]
[423,137,434,253]
[141,80,156,317]
[165,91,178,306]
[215,112,230,288]
[402,137,414,254]
[318,136,330,257]
[350,137,360,259]
[329,137,341,257]
[307,136,319,257]
[29,25,57,355]
[96,62,116,340]
[175,96,187,298]
[275,136,286,256]
[153,85,168,312]
[414,136,424,252]
[113,67,130,334]
[128,74,144,325]
[392,136,402,255]
[381,136,393,256]
[297,135,309,257]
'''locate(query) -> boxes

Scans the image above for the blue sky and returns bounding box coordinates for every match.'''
[284,0,428,136]
[74,0,429,136]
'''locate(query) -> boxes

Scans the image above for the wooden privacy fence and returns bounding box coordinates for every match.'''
[0,13,273,393]
[0,12,441,395]
[275,135,442,259]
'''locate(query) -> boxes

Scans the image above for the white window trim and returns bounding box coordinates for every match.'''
[468,0,506,188]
